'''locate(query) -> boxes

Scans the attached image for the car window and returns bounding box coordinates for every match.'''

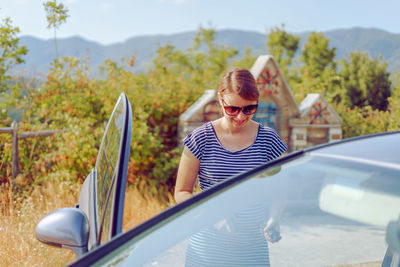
[92,151,400,267]
[95,94,131,245]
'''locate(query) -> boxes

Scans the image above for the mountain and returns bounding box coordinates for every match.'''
[16,28,400,76]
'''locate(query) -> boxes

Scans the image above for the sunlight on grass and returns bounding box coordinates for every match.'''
[0,179,172,267]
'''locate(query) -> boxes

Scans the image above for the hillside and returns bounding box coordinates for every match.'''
[16,27,400,76]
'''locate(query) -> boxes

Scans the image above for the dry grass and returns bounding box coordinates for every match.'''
[0,179,172,267]
[122,187,174,232]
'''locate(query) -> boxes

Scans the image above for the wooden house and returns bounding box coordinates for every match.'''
[289,93,342,151]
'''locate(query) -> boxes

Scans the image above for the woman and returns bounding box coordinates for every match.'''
[175,68,287,201]
[174,69,287,266]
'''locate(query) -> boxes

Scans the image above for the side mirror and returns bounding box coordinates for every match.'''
[35,208,89,258]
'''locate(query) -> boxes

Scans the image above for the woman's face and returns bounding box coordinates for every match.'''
[219,93,258,130]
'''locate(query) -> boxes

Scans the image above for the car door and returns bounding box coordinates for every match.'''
[35,92,132,258]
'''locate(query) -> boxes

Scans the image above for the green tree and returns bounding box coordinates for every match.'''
[266,24,300,76]
[43,0,69,59]
[290,32,341,103]
[387,72,400,130]
[192,27,239,77]
[0,17,28,94]
[232,47,256,69]
[340,50,392,111]
[300,32,336,78]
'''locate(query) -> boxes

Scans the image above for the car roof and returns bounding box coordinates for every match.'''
[306,131,400,169]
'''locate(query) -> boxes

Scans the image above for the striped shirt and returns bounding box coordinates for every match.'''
[183,121,287,190]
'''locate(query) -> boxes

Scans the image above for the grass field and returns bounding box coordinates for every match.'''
[0,180,171,267]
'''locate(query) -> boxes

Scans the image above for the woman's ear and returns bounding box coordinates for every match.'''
[217,92,223,106]
[217,93,224,116]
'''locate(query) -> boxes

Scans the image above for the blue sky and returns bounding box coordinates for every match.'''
[1,0,399,45]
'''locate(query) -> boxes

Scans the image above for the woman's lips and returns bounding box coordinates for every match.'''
[233,119,246,126]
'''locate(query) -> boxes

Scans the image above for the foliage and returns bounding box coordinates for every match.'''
[334,104,390,138]
[339,50,392,111]
[43,0,69,58]
[0,17,28,94]
[0,27,241,198]
[266,24,300,77]
[232,47,257,69]
[291,64,343,104]
[386,72,400,131]
[0,57,107,192]
[1,26,399,202]
[0,134,12,183]
[300,32,336,78]
[286,32,342,104]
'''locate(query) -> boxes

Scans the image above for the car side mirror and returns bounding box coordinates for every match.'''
[35,208,89,258]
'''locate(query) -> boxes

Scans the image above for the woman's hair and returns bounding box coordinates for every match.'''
[218,69,259,101]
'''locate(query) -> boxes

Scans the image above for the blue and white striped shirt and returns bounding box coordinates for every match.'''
[184,121,287,190]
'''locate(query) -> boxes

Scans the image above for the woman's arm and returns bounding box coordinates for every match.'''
[174,146,200,204]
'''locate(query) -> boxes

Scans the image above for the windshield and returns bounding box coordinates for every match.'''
[95,151,400,266]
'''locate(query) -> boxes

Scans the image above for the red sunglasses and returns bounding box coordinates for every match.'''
[221,99,258,116]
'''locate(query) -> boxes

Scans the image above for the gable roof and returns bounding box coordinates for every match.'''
[250,55,300,117]
[300,93,320,114]
[299,93,342,125]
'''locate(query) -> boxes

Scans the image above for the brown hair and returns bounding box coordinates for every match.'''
[218,69,259,101]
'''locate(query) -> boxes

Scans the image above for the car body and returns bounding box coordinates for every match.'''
[36,96,400,266]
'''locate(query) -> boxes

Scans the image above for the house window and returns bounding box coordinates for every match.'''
[253,103,277,130]
[296,133,304,140]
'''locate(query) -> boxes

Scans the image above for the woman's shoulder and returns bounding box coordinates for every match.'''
[256,123,287,151]
[193,121,213,132]
[186,121,213,139]
[256,123,283,140]
[257,123,274,134]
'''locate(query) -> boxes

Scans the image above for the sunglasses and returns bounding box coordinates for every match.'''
[221,99,258,116]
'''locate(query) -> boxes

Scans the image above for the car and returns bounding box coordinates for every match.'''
[36,94,400,266]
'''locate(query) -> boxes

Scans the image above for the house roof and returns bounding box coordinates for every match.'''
[300,93,320,115]
[298,93,342,124]
[250,55,300,117]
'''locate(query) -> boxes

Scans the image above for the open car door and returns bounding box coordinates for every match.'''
[35,93,132,258]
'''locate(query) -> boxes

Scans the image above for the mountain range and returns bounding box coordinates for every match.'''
[16,27,400,76]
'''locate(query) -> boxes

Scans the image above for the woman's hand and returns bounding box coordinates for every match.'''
[262,217,281,243]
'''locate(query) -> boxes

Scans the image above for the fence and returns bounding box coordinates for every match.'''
[0,120,63,179]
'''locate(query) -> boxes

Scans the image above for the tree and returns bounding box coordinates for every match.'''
[233,47,257,69]
[290,32,341,102]
[266,24,300,76]
[43,0,69,59]
[340,50,392,111]
[0,17,28,94]
[300,32,336,78]
[387,72,400,130]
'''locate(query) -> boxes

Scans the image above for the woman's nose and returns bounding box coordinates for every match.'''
[237,111,247,119]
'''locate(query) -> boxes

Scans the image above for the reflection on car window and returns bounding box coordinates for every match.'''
[97,153,400,267]
[95,99,124,245]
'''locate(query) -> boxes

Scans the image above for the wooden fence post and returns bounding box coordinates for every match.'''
[11,120,20,179]
[1,123,63,179]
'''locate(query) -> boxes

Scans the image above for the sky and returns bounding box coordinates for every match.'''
[1,0,399,45]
